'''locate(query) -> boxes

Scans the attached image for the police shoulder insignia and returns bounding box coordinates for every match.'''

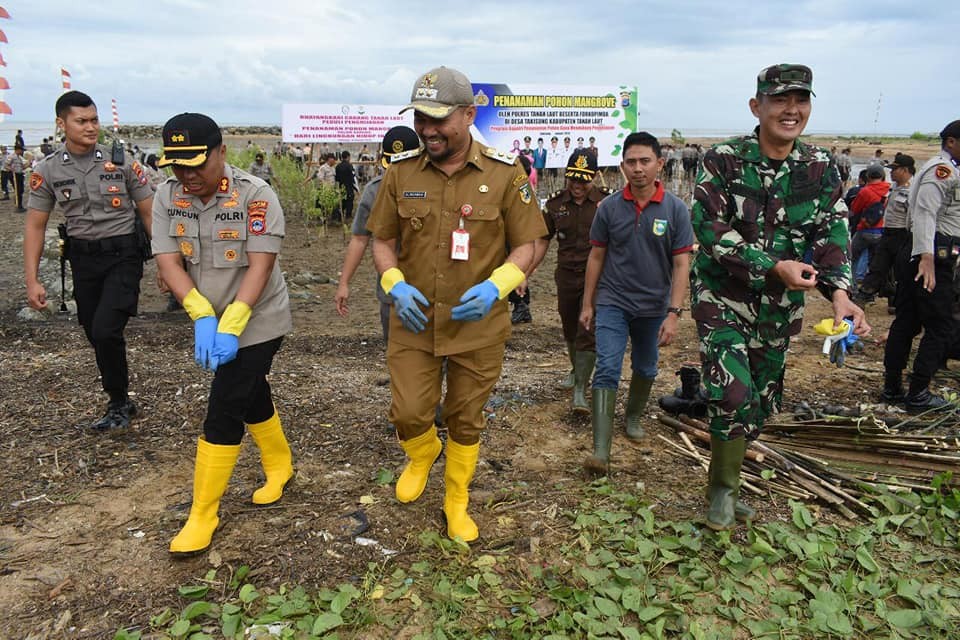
[247,199,268,235]
[391,148,421,163]
[483,147,516,164]
[935,164,952,180]
[30,173,44,191]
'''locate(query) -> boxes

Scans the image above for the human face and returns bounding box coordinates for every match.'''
[171,145,226,201]
[944,137,960,163]
[567,178,589,202]
[58,105,100,151]
[749,91,811,152]
[413,106,475,164]
[620,144,663,195]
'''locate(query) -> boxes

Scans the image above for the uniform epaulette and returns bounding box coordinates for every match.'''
[483,147,517,165]
[391,147,421,163]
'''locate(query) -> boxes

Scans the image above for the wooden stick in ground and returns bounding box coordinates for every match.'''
[661,415,766,463]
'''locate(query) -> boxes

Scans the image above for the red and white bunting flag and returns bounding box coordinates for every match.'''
[61,67,71,90]
[0,77,8,90]
[0,102,11,115]
[0,52,6,67]
[111,98,119,132]
[0,7,10,19]
[0,28,7,43]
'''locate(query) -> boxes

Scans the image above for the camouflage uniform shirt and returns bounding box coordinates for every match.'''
[690,128,852,338]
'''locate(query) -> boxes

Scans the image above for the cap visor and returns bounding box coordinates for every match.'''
[399,102,459,119]
[158,150,208,168]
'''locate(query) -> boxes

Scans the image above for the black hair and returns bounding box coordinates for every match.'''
[622,131,662,158]
[55,91,95,119]
[340,151,350,160]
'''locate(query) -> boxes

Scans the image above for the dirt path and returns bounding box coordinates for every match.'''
[0,176,908,637]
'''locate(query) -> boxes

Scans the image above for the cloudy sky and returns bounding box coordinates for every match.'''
[1,0,956,134]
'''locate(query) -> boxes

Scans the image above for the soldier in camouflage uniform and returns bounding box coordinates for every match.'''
[690,64,869,530]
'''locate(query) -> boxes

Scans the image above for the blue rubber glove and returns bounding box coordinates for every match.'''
[209,332,240,372]
[389,281,430,333]
[194,316,218,371]
[451,280,500,321]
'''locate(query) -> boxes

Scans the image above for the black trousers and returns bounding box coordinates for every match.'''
[883,246,955,391]
[204,337,283,445]
[861,228,909,296]
[68,241,143,401]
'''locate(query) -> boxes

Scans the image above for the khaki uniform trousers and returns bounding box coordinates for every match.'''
[388,340,505,446]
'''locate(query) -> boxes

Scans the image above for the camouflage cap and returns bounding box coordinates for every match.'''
[400,66,475,119]
[756,64,815,97]
[565,150,597,182]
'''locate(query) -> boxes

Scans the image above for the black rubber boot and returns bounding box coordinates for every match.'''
[879,370,905,404]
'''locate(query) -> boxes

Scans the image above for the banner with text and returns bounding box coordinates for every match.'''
[281,104,412,143]
[470,83,638,167]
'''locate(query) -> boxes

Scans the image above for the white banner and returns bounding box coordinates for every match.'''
[470,83,638,167]
[281,104,412,143]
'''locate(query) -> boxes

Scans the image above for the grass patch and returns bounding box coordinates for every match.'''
[116,476,960,639]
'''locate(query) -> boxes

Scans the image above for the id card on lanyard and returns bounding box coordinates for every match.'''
[451,203,472,261]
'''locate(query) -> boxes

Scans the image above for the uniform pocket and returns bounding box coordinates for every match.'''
[466,205,502,246]
[169,218,200,264]
[99,182,129,214]
[212,223,248,268]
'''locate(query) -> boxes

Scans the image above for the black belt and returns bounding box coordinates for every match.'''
[70,233,139,255]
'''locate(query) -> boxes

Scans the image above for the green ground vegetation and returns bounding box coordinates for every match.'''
[115,473,960,639]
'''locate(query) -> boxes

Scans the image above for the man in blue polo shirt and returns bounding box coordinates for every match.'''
[579,131,695,475]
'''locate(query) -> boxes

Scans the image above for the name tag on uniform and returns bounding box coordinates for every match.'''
[451,228,470,261]
[403,191,426,199]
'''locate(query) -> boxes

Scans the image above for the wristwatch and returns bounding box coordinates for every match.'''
[667,307,684,317]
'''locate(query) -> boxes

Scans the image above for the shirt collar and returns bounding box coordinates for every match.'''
[622,180,664,207]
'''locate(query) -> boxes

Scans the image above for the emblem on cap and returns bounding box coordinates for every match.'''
[170,132,187,144]
[414,73,439,100]
[392,140,404,153]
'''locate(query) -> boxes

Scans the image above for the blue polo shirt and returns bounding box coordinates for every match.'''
[590,181,694,316]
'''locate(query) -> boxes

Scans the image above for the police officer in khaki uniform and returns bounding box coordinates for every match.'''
[24,91,154,430]
[151,113,294,556]
[883,120,960,411]
[530,151,608,412]
[367,66,546,542]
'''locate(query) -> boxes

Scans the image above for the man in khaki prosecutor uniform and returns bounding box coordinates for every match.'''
[367,66,546,542]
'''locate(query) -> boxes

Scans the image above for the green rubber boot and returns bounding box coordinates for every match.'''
[624,376,654,441]
[560,341,576,389]
[584,388,616,476]
[706,435,747,530]
[572,350,596,414]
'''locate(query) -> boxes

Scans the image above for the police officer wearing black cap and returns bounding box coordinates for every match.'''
[882,120,960,410]
[529,150,609,412]
[24,90,154,431]
[152,112,294,555]
[334,125,421,341]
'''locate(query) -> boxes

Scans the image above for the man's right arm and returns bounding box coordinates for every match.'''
[23,209,52,310]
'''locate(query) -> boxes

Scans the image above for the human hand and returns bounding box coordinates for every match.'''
[915,254,935,293]
[831,290,871,337]
[334,282,350,317]
[515,279,528,298]
[771,260,818,290]
[389,281,429,333]
[26,280,48,310]
[579,306,594,332]
[156,273,171,294]
[194,316,218,370]
[451,280,499,321]
[658,313,679,346]
[209,332,239,371]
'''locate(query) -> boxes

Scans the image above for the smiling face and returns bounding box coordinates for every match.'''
[749,90,811,158]
[413,106,475,164]
[171,145,226,201]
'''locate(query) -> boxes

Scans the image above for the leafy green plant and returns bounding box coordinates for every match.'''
[670,129,685,146]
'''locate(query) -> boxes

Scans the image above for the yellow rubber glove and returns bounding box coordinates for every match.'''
[380,267,405,296]
[183,288,215,321]
[487,262,526,299]
[813,318,850,336]
[217,301,252,336]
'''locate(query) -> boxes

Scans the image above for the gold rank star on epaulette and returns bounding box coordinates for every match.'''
[482,147,517,164]
[390,147,422,163]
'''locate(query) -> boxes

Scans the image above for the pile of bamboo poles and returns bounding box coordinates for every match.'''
[658,413,960,519]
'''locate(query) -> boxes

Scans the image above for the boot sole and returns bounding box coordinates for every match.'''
[705,519,736,531]
[583,456,609,476]
[572,405,590,415]
[169,545,210,558]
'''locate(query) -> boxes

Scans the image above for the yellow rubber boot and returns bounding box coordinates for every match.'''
[170,438,240,556]
[395,426,443,503]
[247,410,295,505]
[443,440,480,542]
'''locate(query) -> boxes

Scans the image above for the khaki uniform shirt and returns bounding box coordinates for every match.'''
[909,150,960,256]
[27,144,154,240]
[151,165,293,348]
[367,138,547,356]
[315,163,336,186]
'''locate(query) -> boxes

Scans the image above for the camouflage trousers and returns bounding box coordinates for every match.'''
[695,317,789,441]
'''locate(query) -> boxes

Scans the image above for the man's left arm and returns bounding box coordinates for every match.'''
[659,251,691,346]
